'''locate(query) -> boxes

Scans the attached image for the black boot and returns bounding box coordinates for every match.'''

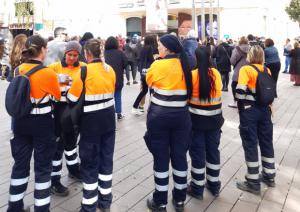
[172,199,184,212]
[51,181,69,196]
[186,184,203,200]
[236,180,261,195]
[260,174,275,187]
[206,181,221,197]
[146,198,167,212]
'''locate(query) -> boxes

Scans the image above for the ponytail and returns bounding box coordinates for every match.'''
[22,35,46,60]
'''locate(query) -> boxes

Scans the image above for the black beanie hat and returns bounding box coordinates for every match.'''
[159,34,183,54]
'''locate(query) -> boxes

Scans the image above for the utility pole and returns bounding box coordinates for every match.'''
[201,0,205,41]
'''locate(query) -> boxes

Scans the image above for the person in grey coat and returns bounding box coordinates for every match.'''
[229,36,249,108]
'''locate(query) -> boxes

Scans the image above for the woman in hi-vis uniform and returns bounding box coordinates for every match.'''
[187,47,224,200]
[7,35,61,212]
[145,34,192,212]
[48,41,85,196]
[67,39,116,212]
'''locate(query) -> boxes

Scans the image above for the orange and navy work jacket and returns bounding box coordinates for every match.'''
[189,68,222,116]
[236,64,271,105]
[146,55,188,108]
[17,60,61,115]
[48,61,86,102]
[67,60,116,113]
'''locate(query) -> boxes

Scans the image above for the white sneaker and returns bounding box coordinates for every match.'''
[131,108,143,115]
[228,101,237,108]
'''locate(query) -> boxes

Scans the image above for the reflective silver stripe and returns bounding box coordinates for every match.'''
[154,171,169,179]
[191,167,205,174]
[67,93,79,102]
[192,178,205,186]
[190,97,221,104]
[83,182,98,191]
[246,161,259,168]
[84,99,114,112]
[35,196,50,206]
[246,173,259,180]
[153,87,187,96]
[189,107,222,116]
[82,196,98,205]
[11,177,29,186]
[151,96,187,107]
[85,93,114,101]
[173,169,187,177]
[31,96,50,104]
[52,160,62,166]
[35,181,51,190]
[235,93,256,101]
[51,171,62,176]
[174,182,187,190]
[64,148,77,156]
[98,186,112,195]
[60,86,69,92]
[60,96,67,102]
[236,84,247,91]
[98,174,112,181]
[263,167,276,174]
[206,162,220,170]
[30,106,52,115]
[66,158,78,166]
[9,192,25,202]
[262,156,275,164]
[206,174,219,182]
[155,184,168,191]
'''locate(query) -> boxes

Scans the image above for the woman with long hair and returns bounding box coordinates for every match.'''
[187,46,224,199]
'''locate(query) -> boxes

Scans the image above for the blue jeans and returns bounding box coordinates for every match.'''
[114,89,122,114]
[284,56,291,72]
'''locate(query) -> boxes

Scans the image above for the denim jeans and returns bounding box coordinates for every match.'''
[284,56,291,72]
[114,89,122,114]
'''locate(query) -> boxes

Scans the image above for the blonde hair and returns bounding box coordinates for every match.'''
[247,45,264,64]
[294,40,299,49]
[239,36,248,45]
[9,34,27,70]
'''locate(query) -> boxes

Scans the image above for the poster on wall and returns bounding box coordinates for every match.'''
[146,0,168,33]
[198,14,218,40]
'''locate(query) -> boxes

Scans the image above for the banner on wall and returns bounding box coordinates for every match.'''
[146,0,168,33]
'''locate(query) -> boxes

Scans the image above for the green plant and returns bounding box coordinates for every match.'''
[286,0,300,26]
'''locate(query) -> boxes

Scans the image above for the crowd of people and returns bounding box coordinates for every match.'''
[0,28,299,212]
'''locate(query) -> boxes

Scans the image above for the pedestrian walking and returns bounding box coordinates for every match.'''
[145,34,192,212]
[283,38,292,73]
[67,39,116,212]
[289,41,300,86]
[124,38,138,85]
[187,46,224,200]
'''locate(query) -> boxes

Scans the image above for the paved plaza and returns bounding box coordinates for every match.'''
[0,73,299,212]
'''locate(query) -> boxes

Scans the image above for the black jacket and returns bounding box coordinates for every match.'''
[104,49,128,90]
[138,46,155,72]
[214,43,233,73]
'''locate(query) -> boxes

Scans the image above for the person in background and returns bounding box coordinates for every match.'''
[117,34,125,50]
[79,32,94,63]
[44,27,68,66]
[264,38,281,97]
[145,34,192,212]
[124,38,138,85]
[235,45,275,195]
[131,35,156,115]
[229,36,249,108]
[283,38,293,73]
[7,35,61,212]
[104,36,128,120]
[68,38,116,212]
[187,46,224,200]
[182,29,199,70]
[48,41,85,196]
[289,40,300,86]
[214,40,233,91]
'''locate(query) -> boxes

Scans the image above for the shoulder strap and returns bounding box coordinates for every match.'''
[14,66,20,77]
[24,64,45,77]
[249,64,261,74]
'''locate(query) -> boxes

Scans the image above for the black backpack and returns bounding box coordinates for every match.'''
[250,64,276,106]
[5,64,45,118]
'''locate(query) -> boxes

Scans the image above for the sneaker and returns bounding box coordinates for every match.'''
[68,171,82,181]
[236,181,261,195]
[147,198,167,212]
[126,82,130,86]
[172,199,184,212]
[117,113,125,120]
[131,108,143,116]
[51,182,69,197]
[138,106,145,112]
[228,102,237,108]
[186,185,203,200]
[133,80,138,84]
